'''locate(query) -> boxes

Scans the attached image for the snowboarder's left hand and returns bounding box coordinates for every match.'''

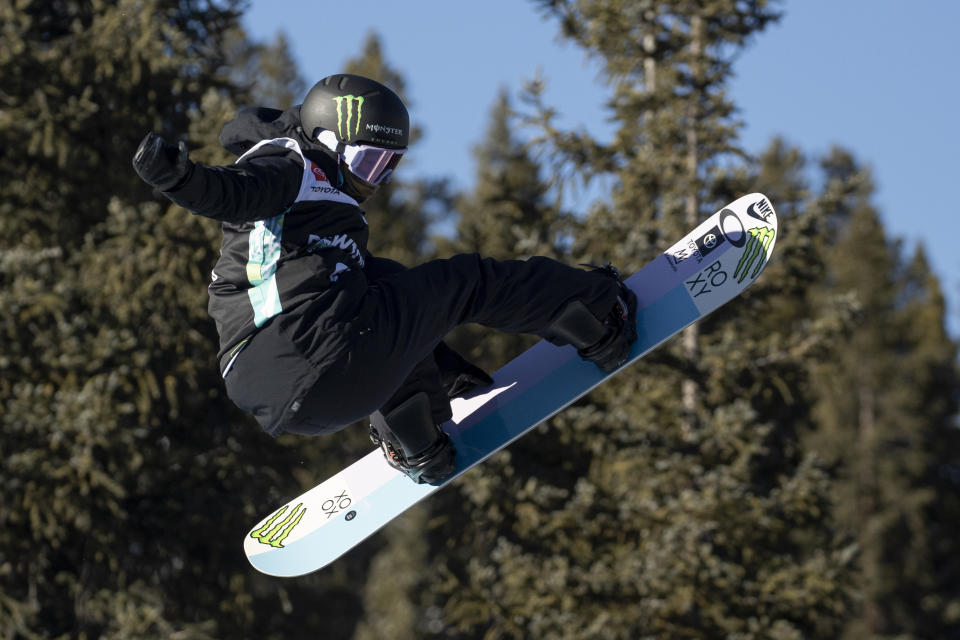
[434,342,493,398]
[132,132,193,192]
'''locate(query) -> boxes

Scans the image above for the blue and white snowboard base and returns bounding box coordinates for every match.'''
[244,193,778,577]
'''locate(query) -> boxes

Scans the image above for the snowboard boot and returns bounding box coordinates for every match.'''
[369,392,457,485]
[545,264,638,373]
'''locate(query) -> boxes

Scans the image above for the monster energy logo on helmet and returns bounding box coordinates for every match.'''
[332,95,364,141]
[301,73,409,148]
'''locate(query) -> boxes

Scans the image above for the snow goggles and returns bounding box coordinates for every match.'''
[342,143,404,185]
[317,129,405,185]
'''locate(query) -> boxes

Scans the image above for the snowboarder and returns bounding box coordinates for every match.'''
[132,73,637,485]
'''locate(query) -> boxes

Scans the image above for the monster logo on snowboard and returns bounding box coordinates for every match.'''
[249,503,307,548]
[244,193,778,577]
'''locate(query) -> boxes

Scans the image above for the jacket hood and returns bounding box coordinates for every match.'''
[219,105,341,179]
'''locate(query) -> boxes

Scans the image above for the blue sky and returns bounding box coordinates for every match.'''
[244,0,959,335]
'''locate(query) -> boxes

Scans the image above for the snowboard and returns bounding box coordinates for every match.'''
[244,192,778,577]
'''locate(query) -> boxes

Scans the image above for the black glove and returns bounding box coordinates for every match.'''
[433,342,494,398]
[132,132,193,192]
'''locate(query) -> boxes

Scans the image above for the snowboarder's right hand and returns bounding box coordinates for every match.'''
[132,132,193,192]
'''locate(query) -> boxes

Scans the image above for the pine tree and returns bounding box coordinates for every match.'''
[247,32,307,109]
[0,2,244,636]
[448,89,572,261]
[808,149,960,640]
[0,0,241,249]
[0,4,371,637]
[894,248,960,640]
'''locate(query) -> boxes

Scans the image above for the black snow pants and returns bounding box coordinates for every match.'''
[225,253,619,436]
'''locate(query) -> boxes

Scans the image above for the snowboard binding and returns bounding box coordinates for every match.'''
[544,264,638,373]
[369,392,457,485]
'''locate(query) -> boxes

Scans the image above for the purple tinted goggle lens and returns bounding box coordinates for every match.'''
[343,145,404,185]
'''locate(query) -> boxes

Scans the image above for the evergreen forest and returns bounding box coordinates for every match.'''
[1,1,958,639]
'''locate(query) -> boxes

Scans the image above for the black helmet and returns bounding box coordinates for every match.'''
[300,74,409,149]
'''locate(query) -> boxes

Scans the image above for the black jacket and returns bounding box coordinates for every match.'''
[161,106,375,375]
